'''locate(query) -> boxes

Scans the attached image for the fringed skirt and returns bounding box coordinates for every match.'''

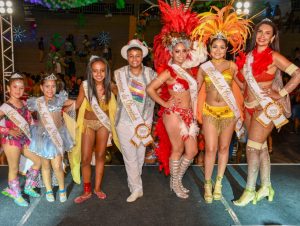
[202,102,236,134]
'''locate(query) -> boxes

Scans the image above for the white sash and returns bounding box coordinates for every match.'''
[0,103,31,140]
[36,97,64,155]
[82,81,111,132]
[201,61,244,137]
[243,53,288,128]
[115,69,153,146]
[168,62,199,138]
[168,62,198,117]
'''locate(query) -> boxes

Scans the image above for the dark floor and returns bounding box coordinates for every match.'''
[0,124,299,226]
[0,164,300,226]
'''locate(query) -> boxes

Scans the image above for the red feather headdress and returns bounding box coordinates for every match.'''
[153,0,199,73]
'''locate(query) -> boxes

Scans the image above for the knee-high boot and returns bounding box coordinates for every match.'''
[2,177,28,207]
[233,140,260,206]
[178,157,193,193]
[253,142,275,204]
[169,159,188,199]
[24,168,40,198]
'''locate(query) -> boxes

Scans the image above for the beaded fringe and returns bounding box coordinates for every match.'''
[203,115,235,134]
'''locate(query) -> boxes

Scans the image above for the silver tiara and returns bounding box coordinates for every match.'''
[262,18,273,23]
[44,73,57,80]
[211,32,227,40]
[89,55,99,62]
[11,73,23,79]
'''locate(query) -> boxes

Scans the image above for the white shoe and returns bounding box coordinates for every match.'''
[126,191,143,203]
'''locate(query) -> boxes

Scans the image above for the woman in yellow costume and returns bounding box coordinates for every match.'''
[70,56,119,204]
[191,3,251,203]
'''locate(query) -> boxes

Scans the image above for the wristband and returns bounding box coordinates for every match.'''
[279,88,288,97]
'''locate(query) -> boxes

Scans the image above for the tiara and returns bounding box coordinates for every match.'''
[210,32,227,40]
[163,32,191,50]
[44,73,57,80]
[10,73,23,79]
[89,55,99,62]
[262,18,273,23]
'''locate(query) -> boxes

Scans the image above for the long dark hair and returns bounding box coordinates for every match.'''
[86,57,111,104]
[247,19,280,53]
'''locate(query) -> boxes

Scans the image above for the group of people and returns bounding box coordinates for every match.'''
[1,0,300,208]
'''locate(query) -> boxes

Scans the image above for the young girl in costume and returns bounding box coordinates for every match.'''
[72,56,119,203]
[191,4,251,203]
[0,73,41,207]
[233,19,300,206]
[147,0,205,199]
[27,73,75,202]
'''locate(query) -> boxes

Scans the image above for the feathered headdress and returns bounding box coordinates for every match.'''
[191,3,252,53]
[153,0,201,73]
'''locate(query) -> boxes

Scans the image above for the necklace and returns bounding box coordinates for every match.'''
[211,58,226,64]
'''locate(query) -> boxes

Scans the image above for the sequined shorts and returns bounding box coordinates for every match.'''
[83,119,104,132]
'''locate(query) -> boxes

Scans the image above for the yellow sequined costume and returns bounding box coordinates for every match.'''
[197,67,244,133]
[68,93,120,184]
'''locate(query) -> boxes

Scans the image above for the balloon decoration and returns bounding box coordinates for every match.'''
[24,0,98,9]
[13,26,27,42]
[116,0,125,9]
[25,0,126,10]
[50,33,64,50]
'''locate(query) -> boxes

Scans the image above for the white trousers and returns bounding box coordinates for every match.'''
[116,123,146,193]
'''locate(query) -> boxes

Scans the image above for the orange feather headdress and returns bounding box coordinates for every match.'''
[191,3,252,53]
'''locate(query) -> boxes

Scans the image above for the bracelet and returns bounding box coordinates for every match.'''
[285,64,299,76]
[155,77,164,85]
[279,88,289,97]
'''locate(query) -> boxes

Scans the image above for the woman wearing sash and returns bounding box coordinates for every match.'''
[191,4,251,203]
[0,73,41,207]
[27,73,75,203]
[73,56,119,203]
[233,19,300,206]
[147,1,202,199]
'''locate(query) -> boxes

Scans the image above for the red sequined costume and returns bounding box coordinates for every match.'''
[236,47,275,116]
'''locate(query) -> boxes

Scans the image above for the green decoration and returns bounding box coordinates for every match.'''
[52,33,64,49]
[116,0,125,9]
[77,14,86,28]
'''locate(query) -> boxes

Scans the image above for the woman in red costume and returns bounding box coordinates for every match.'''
[147,0,205,199]
[191,4,250,203]
[233,19,300,206]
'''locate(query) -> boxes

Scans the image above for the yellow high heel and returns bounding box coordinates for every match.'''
[233,188,255,207]
[213,176,223,200]
[253,185,275,205]
[204,180,213,203]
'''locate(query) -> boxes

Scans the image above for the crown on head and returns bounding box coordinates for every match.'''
[89,55,99,62]
[163,32,191,51]
[262,18,273,23]
[211,31,227,41]
[44,73,57,80]
[10,73,23,79]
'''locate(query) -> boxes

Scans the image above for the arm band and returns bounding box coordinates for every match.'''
[279,88,289,97]
[0,127,9,135]
[285,64,299,76]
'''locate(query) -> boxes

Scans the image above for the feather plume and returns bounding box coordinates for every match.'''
[153,0,199,72]
[191,4,253,53]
